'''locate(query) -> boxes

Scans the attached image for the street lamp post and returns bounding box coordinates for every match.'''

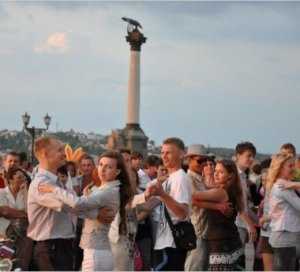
[22,112,51,164]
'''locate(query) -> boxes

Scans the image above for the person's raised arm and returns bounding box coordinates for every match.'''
[153,180,188,220]
[36,181,79,210]
[279,181,300,191]
[279,189,300,211]
[192,199,233,217]
[161,193,188,220]
[192,188,228,203]
[0,206,27,219]
[129,183,160,208]
[38,182,113,211]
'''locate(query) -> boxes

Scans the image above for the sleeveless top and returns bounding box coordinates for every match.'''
[203,191,240,241]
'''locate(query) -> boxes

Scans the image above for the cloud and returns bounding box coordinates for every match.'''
[34,32,69,54]
[0,3,9,20]
[1,1,300,153]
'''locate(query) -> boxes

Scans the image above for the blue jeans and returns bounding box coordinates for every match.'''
[154,247,187,271]
[184,238,209,271]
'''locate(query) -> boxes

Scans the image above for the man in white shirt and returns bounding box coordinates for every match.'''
[27,136,75,271]
[151,137,192,271]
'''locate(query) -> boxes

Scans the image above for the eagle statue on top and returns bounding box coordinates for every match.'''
[122,17,143,34]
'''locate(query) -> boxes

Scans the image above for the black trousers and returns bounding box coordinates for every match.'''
[153,247,187,271]
[73,218,84,270]
[33,238,73,271]
[273,246,296,271]
[15,236,34,270]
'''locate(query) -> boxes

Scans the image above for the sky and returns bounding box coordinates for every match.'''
[0,1,300,153]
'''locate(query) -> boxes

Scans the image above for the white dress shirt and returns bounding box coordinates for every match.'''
[0,186,27,237]
[27,168,75,241]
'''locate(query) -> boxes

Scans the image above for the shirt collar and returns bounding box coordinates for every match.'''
[237,166,244,175]
[169,168,183,178]
[237,167,247,179]
[4,186,12,196]
[38,168,58,182]
[4,186,22,203]
[187,169,202,181]
[100,180,121,189]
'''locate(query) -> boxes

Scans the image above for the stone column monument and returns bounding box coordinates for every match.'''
[106,18,148,157]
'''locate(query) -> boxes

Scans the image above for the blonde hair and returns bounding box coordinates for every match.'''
[266,153,293,192]
[34,136,58,158]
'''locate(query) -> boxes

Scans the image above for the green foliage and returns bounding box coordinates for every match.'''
[0,130,105,156]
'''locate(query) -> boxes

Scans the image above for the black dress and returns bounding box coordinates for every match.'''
[203,192,245,271]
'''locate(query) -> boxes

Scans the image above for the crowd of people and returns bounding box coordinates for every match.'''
[0,136,300,271]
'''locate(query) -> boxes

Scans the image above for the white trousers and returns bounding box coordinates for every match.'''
[82,248,113,271]
[111,237,134,271]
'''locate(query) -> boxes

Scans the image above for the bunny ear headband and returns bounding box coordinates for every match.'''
[65,144,86,163]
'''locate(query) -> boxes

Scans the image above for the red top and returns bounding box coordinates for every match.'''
[0,177,5,188]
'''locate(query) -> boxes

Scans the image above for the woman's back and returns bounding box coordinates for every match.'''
[80,181,120,250]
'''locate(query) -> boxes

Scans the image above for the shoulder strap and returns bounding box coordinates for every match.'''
[164,204,176,233]
[162,179,176,232]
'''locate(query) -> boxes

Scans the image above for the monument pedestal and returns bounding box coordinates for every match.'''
[106,19,148,157]
[122,124,148,157]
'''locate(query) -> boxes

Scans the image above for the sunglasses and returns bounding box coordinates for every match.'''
[196,158,208,165]
[195,157,215,166]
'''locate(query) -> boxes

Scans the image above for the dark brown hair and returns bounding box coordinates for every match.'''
[57,164,68,176]
[217,160,244,212]
[119,148,131,155]
[6,167,25,183]
[79,154,95,165]
[4,151,21,161]
[98,150,134,235]
[235,141,256,156]
[280,143,296,157]
[144,155,161,168]
[131,151,143,160]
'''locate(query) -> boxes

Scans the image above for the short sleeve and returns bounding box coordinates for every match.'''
[169,172,192,205]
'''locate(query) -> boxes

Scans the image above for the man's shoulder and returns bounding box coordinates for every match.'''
[187,171,199,182]
[169,170,192,193]
[170,168,187,178]
[187,173,206,191]
[29,173,53,194]
[170,169,190,183]
[33,171,54,183]
[271,182,288,199]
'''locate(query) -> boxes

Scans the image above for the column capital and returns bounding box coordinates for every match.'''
[126,29,147,51]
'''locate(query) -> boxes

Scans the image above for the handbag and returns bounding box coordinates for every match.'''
[164,205,196,251]
[134,243,143,271]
